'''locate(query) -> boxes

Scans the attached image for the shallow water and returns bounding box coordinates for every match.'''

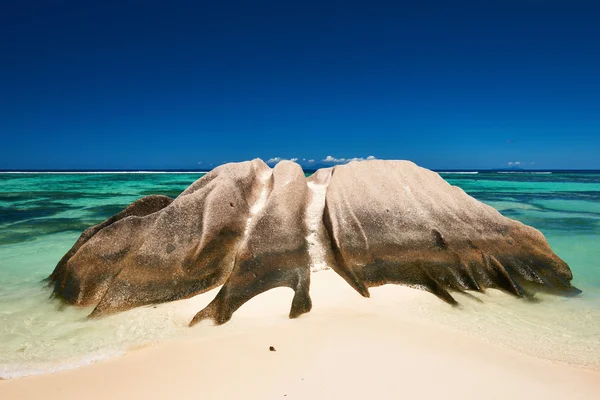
[0,171,599,378]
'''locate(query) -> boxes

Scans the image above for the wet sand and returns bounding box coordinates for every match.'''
[1,270,599,399]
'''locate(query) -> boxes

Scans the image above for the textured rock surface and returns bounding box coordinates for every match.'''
[191,161,311,325]
[50,195,174,285]
[50,159,271,316]
[322,160,579,303]
[305,168,337,272]
[49,158,579,325]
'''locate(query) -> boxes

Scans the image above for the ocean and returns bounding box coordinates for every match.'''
[1,170,599,378]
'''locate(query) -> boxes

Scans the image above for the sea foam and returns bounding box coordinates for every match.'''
[0,349,126,380]
[437,171,479,174]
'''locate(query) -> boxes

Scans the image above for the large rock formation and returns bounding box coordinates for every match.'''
[49,159,579,325]
[50,159,272,316]
[322,160,579,303]
[190,161,312,325]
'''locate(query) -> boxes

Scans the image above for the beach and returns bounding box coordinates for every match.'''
[1,269,600,399]
[5,0,600,396]
[1,171,600,398]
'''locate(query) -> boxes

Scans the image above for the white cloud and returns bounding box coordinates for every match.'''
[508,161,536,167]
[267,157,282,164]
[197,161,203,165]
[266,157,300,164]
[266,156,376,165]
[323,155,377,164]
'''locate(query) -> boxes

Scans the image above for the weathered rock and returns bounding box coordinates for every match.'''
[190,160,311,325]
[322,160,580,303]
[50,194,173,285]
[49,158,579,325]
[305,168,337,272]
[50,159,271,316]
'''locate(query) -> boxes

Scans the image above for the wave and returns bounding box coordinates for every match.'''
[496,172,552,175]
[0,348,126,380]
[437,172,479,175]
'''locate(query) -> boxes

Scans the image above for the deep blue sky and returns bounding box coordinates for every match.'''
[2,0,599,170]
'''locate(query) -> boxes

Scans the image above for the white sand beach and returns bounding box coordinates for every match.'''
[1,269,599,400]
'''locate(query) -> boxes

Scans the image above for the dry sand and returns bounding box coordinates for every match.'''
[1,269,599,399]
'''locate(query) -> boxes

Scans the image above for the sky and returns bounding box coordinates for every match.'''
[1,0,599,170]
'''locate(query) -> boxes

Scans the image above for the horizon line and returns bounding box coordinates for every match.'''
[2,168,600,174]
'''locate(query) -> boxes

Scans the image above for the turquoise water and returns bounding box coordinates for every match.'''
[1,171,599,378]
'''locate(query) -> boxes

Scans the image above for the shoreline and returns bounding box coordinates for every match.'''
[1,270,599,399]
